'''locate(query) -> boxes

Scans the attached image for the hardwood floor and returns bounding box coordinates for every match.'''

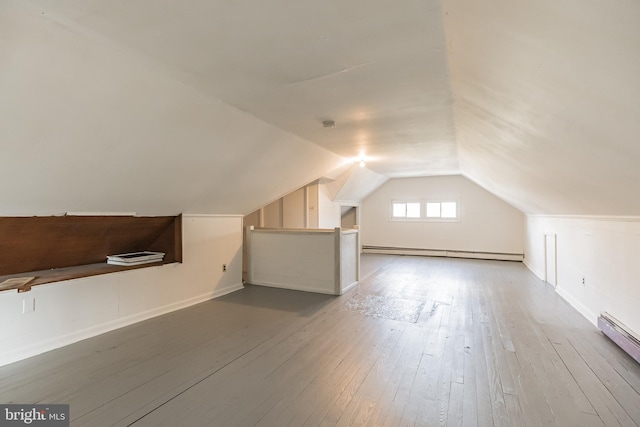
[2,255,640,426]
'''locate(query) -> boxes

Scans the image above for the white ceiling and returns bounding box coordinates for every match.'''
[3,0,640,215]
[24,0,459,178]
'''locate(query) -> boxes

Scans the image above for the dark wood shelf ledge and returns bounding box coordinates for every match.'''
[0,214,183,293]
[0,261,177,293]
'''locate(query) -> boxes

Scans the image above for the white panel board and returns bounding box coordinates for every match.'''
[250,230,336,294]
[340,232,358,293]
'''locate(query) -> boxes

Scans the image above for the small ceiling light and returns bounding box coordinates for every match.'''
[322,120,336,128]
[358,151,366,168]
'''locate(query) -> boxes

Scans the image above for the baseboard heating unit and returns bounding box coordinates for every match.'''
[598,312,640,364]
[361,246,523,262]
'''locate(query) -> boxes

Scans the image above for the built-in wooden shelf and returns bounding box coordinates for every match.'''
[0,214,182,293]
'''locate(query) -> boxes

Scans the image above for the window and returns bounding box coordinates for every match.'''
[391,199,459,221]
[426,201,457,219]
[392,201,421,219]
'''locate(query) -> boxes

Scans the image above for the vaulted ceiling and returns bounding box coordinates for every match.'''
[2,0,639,215]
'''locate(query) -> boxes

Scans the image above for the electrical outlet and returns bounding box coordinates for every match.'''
[222,264,227,272]
[22,297,35,314]
[582,277,586,286]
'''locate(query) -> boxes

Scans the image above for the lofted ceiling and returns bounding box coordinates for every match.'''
[21,0,458,178]
[2,0,640,215]
[444,0,640,215]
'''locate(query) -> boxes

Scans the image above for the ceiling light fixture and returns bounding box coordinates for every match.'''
[359,151,366,168]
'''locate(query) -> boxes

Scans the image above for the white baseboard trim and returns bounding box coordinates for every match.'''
[362,246,523,262]
[340,281,359,295]
[0,282,244,368]
[555,287,598,327]
[523,259,545,281]
[249,280,338,295]
[521,261,597,327]
[211,282,245,299]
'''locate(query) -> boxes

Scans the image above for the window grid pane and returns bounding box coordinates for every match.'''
[426,202,441,218]
[441,202,457,218]
[392,203,406,218]
[406,202,421,218]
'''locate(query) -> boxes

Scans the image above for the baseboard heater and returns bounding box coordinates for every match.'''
[598,312,640,364]
[361,246,523,262]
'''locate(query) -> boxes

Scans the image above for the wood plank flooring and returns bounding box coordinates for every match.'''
[2,255,640,426]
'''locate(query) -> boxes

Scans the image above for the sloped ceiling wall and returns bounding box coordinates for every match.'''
[16,0,458,180]
[1,1,345,216]
[444,0,640,215]
[323,165,389,204]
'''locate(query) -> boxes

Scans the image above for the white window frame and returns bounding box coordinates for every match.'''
[424,199,459,222]
[390,199,460,222]
[390,200,422,221]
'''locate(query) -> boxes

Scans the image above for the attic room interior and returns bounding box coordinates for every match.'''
[1,0,640,425]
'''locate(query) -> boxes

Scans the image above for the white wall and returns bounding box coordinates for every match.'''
[251,182,321,230]
[307,184,319,229]
[361,175,524,256]
[283,188,305,228]
[318,183,343,229]
[525,215,640,335]
[263,200,283,228]
[245,177,366,232]
[341,207,357,229]
[243,210,261,229]
[0,215,243,367]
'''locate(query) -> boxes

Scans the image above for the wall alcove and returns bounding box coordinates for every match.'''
[0,214,182,292]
